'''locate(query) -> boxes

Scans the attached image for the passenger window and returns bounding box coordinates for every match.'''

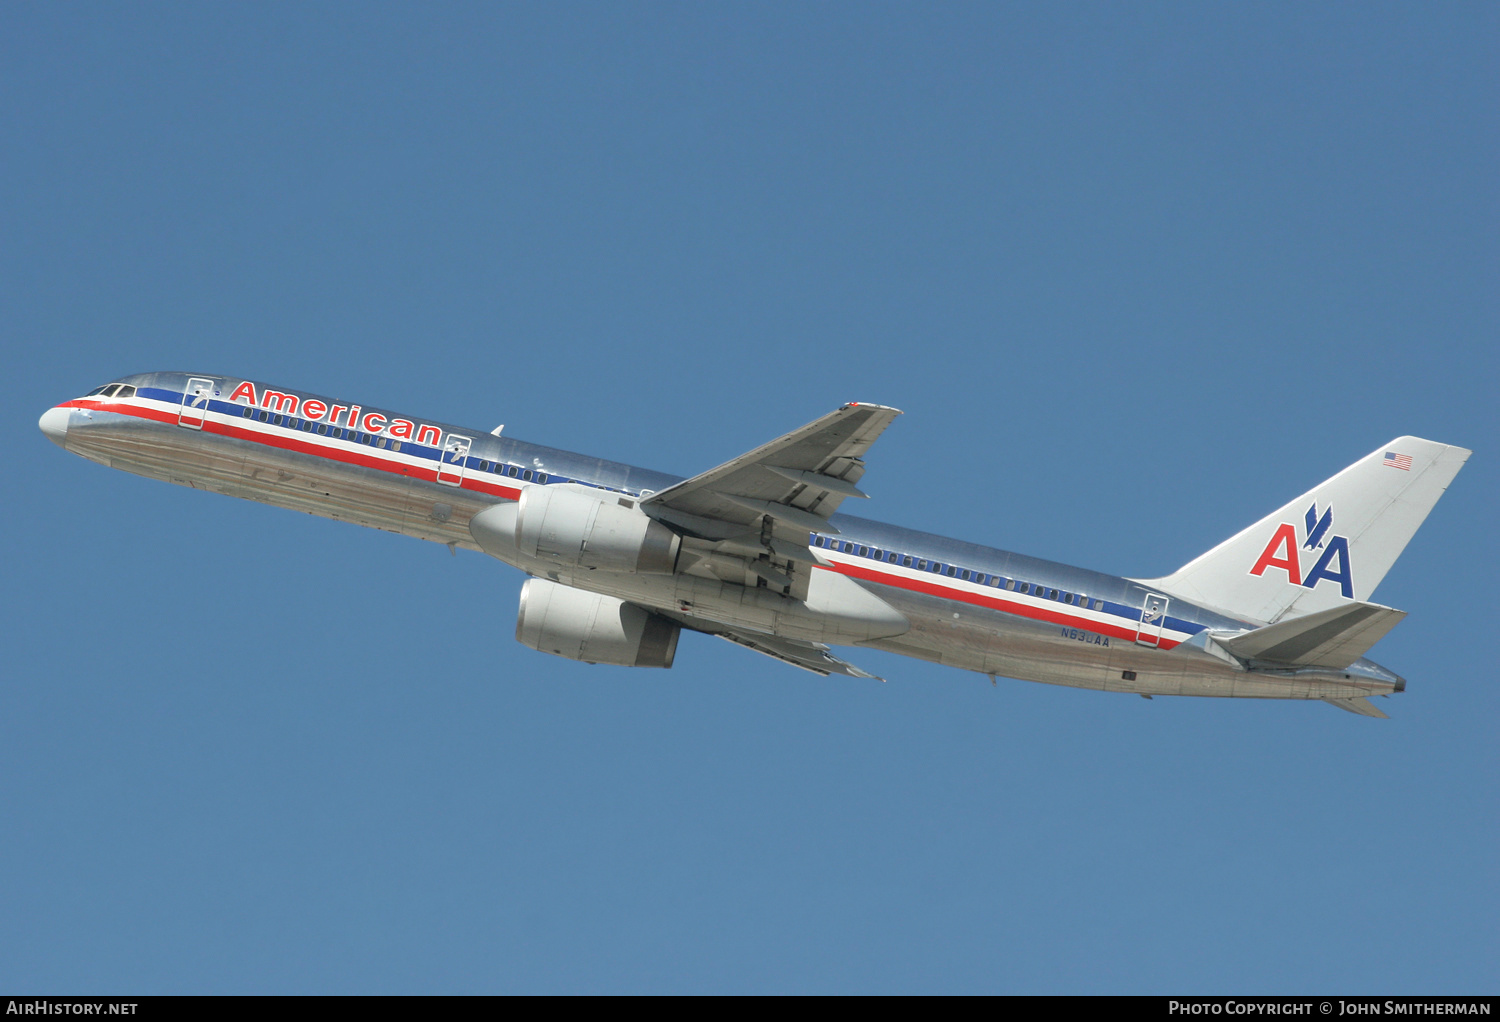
[523,470,533,481]
[317,424,327,434]
[946,566,956,577]
[1093,599,1105,611]
[931,562,943,573]
[391,441,401,452]
[377,438,387,449]
[243,407,253,418]
[538,473,548,483]
[887,552,898,563]
[858,546,868,557]
[116,386,136,398]
[331,427,342,438]
[902,556,913,567]
[917,560,927,571]
[962,570,972,582]
[1018,583,1030,594]
[1049,589,1058,600]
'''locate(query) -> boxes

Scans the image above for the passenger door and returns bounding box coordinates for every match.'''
[177,378,215,430]
[437,435,471,486]
[1136,593,1170,647]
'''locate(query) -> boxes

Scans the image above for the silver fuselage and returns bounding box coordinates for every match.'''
[42,372,1405,703]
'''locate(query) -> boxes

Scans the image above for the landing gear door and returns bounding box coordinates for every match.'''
[1136,593,1170,647]
[178,378,215,430]
[437,435,471,487]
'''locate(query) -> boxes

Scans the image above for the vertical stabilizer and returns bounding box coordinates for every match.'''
[1139,438,1470,623]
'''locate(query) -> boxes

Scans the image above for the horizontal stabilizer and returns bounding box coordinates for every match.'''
[1215,601,1406,669]
[1322,696,1390,719]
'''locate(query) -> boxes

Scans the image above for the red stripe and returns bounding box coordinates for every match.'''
[59,399,524,501]
[60,398,1178,647]
[819,558,1179,649]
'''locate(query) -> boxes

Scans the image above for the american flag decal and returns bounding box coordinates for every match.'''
[1384,451,1413,471]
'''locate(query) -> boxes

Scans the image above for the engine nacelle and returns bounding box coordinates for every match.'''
[516,578,679,668]
[515,483,680,574]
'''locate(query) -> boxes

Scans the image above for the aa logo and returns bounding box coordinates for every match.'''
[1249,502,1354,599]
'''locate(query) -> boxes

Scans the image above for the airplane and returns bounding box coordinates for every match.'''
[38,372,1471,718]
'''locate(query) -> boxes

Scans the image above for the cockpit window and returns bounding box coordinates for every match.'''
[116,385,136,399]
[101,384,121,397]
[86,386,109,397]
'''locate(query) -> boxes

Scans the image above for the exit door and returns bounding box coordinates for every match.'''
[178,378,215,429]
[1136,593,1170,647]
[437,435,471,486]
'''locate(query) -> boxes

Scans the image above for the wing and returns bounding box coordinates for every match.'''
[716,630,884,680]
[640,402,901,538]
[658,608,884,680]
[639,403,901,599]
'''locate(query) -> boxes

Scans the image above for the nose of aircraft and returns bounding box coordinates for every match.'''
[38,406,70,448]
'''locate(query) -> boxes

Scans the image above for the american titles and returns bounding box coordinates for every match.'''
[228,382,441,446]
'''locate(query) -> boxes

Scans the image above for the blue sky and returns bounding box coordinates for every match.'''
[4,2,1495,993]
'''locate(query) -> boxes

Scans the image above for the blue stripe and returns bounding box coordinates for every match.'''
[142,384,1212,638]
[139,386,638,493]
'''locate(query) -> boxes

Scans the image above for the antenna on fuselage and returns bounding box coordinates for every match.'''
[490,425,504,437]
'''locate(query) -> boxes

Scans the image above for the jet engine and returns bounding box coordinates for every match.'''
[516,578,680,668]
[514,484,681,574]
